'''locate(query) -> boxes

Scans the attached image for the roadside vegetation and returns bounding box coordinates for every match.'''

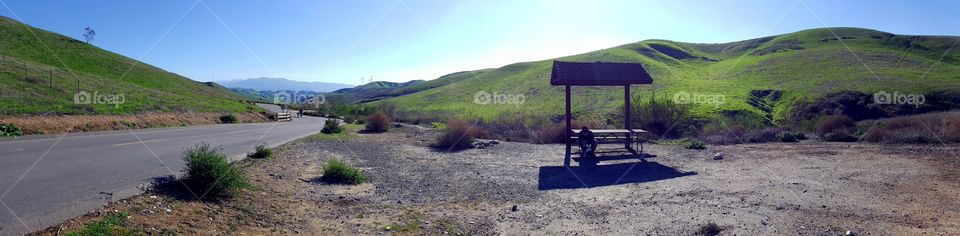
[219,114,239,124]
[0,123,22,136]
[0,112,268,135]
[434,119,477,150]
[321,119,342,134]
[181,143,249,201]
[63,211,138,236]
[250,144,273,159]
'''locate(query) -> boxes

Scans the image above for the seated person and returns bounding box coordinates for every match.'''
[577,127,598,158]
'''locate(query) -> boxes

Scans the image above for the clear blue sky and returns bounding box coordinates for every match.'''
[2,0,958,85]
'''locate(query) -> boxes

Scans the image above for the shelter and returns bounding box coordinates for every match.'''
[549,61,654,166]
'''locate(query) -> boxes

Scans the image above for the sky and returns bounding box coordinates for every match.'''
[1,0,959,85]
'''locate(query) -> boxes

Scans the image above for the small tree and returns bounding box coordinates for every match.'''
[83,27,96,43]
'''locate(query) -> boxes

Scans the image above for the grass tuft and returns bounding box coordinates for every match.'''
[64,211,139,236]
[320,159,367,185]
[250,144,273,159]
[684,140,707,150]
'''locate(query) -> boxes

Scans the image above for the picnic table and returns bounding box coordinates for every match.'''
[570,129,648,155]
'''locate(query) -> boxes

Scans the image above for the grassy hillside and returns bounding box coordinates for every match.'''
[324,69,492,103]
[0,16,261,115]
[374,28,960,123]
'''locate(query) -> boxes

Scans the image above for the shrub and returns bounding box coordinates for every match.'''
[816,115,857,142]
[365,112,391,133]
[355,119,365,125]
[630,95,695,138]
[745,128,778,143]
[0,124,23,137]
[775,131,804,142]
[321,119,342,134]
[343,116,356,125]
[948,116,960,142]
[219,114,238,124]
[181,143,248,201]
[321,159,367,184]
[700,124,747,145]
[250,144,272,159]
[862,112,960,143]
[684,140,706,150]
[435,119,477,150]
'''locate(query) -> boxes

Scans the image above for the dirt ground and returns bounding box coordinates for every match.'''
[37,124,960,235]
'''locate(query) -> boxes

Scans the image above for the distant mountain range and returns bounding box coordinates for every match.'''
[218,77,353,93]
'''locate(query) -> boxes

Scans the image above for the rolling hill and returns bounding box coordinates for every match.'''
[218,77,352,93]
[0,16,261,115]
[323,69,491,103]
[364,28,960,123]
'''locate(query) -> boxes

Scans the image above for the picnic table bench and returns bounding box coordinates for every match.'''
[570,129,648,155]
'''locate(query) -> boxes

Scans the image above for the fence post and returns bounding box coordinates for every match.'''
[49,69,53,88]
[23,62,27,79]
[1,55,5,72]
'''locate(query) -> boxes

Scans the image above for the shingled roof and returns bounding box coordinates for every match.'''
[549,61,653,86]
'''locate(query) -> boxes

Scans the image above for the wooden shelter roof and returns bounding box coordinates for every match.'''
[549,61,653,86]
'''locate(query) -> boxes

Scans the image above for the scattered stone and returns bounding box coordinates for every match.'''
[845,230,856,236]
[713,153,724,160]
[511,205,518,212]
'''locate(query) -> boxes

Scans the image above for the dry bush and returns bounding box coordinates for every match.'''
[745,127,779,143]
[700,124,747,145]
[364,112,391,133]
[816,114,857,142]
[948,115,960,142]
[0,112,268,135]
[863,111,960,143]
[435,119,478,150]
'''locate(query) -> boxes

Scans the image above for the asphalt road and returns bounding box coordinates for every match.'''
[0,115,327,235]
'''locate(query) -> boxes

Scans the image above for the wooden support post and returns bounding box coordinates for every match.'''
[624,85,631,150]
[564,85,572,167]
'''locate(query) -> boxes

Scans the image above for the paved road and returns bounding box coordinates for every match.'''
[0,116,327,235]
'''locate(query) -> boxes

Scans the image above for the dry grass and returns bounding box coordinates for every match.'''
[0,112,268,135]
[862,111,960,143]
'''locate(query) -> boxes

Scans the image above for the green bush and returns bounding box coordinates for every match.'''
[321,120,342,134]
[629,95,695,138]
[250,144,273,159]
[0,124,23,137]
[355,119,365,125]
[684,140,707,150]
[321,159,367,184]
[365,112,391,133]
[219,114,238,124]
[182,143,248,201]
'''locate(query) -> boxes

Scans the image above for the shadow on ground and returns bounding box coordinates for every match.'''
[537,161,697,190]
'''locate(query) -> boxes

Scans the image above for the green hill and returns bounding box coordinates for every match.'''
[0,16,260,115]
[324,69,491,103]
[372,28,960,123]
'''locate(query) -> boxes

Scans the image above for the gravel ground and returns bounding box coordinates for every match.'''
[38,125,960,235]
